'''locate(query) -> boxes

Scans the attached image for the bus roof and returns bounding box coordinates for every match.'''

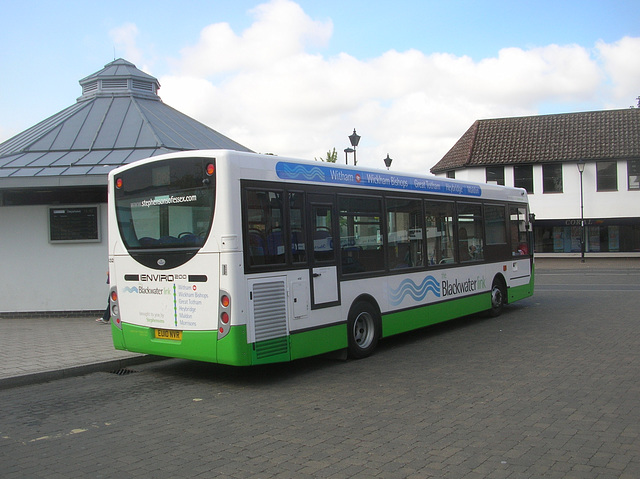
[109,149,529,204]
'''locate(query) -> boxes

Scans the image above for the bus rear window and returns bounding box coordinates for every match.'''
[114,157,215,250]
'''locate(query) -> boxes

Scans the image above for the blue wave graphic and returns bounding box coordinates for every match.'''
[123,286,139,294]
[277,163,326,181]
[389,275,440,306]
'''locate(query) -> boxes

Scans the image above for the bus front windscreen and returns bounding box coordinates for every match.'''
[114,157,215,251]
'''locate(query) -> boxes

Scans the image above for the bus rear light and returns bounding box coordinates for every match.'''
[115,178,123,189]
[206,163,215,176]
[221,295,230,308]
[218,289,231,340]
[109,286,123,330]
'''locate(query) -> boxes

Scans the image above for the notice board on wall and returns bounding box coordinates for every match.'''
[49,206,101,243]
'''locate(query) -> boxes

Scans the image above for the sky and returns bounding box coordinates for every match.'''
[1,0,639,173]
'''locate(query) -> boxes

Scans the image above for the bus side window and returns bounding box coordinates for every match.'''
[387,198,424,270]
[313,206,334,263]
[510,206,530,255]
[339,196,384,274]
[245,189,286,266]
[425,200,455,265]
[484,204,509,262]
[457,203,484,262]
[289,192,307,264]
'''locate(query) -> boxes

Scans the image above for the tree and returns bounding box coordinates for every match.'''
[315,147,338,163]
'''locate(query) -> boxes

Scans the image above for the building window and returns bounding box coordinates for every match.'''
[486,166,505,185]
[514,165,533,193]
[542,164,563,193]
[628,160,640,190]
[597,161,617,191]
[446,170,455,179]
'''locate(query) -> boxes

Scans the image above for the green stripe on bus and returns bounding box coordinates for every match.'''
[290,323,347,361]
[251,336,291,365]
[382,294,489,337]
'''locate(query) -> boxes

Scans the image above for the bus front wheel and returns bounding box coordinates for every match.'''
[347,301,381,359]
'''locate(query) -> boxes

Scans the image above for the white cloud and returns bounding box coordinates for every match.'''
[174,0,332,77]
[155,0,638,173]
[597,36,640,105]
[109,23,145,66]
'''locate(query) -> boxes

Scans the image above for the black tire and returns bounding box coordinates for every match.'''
[347,301,381,359]
[488,277,507,317]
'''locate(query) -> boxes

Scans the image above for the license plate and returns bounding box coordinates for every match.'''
[154,329,182,341]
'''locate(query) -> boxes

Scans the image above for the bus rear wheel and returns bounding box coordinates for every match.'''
[347,301,381,359]
[488,278,506,317]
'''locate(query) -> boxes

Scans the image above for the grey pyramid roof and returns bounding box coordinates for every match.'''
[431,108,640,174]
[0,59,252,188]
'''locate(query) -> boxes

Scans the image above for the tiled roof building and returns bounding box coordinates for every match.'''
[432,109,640,174]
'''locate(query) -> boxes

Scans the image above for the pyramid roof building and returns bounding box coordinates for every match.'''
[0,59,251,189]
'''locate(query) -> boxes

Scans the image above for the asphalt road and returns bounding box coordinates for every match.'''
[1,266,639,478]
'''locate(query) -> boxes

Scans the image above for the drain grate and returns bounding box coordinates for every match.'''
[109,368,138,376]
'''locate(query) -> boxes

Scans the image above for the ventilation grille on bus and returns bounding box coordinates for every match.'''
[252,280,288,343]
[255,337,289,360]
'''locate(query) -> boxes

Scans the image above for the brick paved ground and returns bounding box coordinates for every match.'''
[0,262,639,478]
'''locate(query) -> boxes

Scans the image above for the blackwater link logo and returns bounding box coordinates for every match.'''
[441,275,487,297]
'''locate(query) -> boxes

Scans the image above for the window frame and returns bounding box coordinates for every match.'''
[596,161,618,192]
[513,165,534,194]
[385,196,425,270]
[627,159,640,190]
[486,166,505,186]
[338,194,385,276]
[542,163,563,193]
[456,202,484,263]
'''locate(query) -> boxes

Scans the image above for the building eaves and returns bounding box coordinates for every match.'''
[431,120,479,172]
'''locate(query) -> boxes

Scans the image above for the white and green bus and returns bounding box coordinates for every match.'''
[108,150,533,365]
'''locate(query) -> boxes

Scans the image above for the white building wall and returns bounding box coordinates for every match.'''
[0,204,108,313]
[435,160,640,221]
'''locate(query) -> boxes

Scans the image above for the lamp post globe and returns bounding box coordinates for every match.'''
[348,129,360,165]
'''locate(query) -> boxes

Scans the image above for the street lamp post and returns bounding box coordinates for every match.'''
[383,154,393,170]
[577,160,586,262]
[348,129,360,166]
[344,147,354,165]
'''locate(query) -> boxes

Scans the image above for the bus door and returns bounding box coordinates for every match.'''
[308,195,340,308]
